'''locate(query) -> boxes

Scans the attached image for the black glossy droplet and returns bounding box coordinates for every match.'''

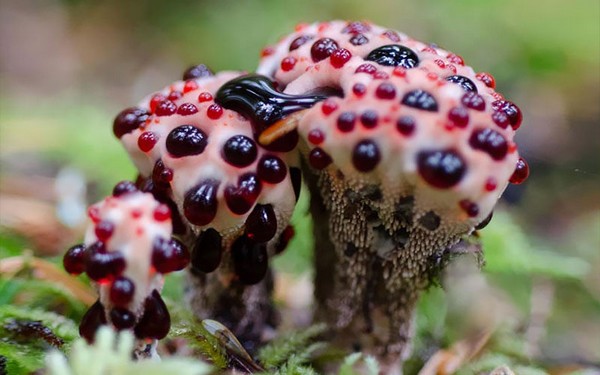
[417,150,466,188]
[182,64,213,80]
[63,244,86,275]
[310,38,339,62]
[352,139,380,172]
[289,167,302,202]
[419,211,441,231]
[401,90,438,111]
[110,308,136,330]
[231,236,268,285]
[222,135,257,168]
[224,173,262,215]
[445,75,478,92]
[365,44,419,68]
[134,290,171,340]
[275,225,295,254]
[183,180,220,226]
[469,128,508,160]
[79,300,107,343]
[166,125,208,158]
[215,74,327,134]
[191,228,223,273]
[245,204,277,243]
[289,35,313,51]
[475,211,493,230]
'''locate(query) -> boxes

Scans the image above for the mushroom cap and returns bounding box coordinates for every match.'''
[257,20,525,234]
[115,72,298,246]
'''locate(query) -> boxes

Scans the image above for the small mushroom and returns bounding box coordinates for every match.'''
[64,182,187,358]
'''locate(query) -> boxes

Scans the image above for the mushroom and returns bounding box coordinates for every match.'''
[111,68,301,347]
[63,181,189,358]
[253,20,529,364]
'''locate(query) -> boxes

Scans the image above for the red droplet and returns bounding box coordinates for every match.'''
[447,107,469,128]
[198,92,213,103]
[393,67,407,77]
[183,80,199,93]
[149,94,166,113]
[95,220,114,242]
[153,204,171,222]
[375,82,396,100]
[308,129,325,145]
[168,90,183,101]
[382,30,401,42]
[207,103,223,119]
[330,48,352,68]
[459,199,479,217]
[355,63,377,75]
[476,72,496,88]
[309,147,332,170]
[374,71,389,80]
[509,157,529,184]
[434,59,446,69]
[447,53,464,65]
[485,177,497,192]
[88,206,101,223]
[321,99,338,115]
[261,46,274,57]
[138,131,158,152]
[281,56,297,72]
[177,102,199,116]
[155,100,177,116]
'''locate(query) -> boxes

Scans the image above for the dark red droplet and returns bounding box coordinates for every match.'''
[289,35,314,51]
[95,221,114,242]
[222,135,258,168]
[152,237,190,273]
[352,83,367,97]
[182,64,213,80]
[352,139,380,172]
[231,236,268,285]
[183,180,220,226]
[79,300,107,343]
[166,125,208,158]
[402,90,438,111]
[177,102,199,116]
[311,38,339,62]
[224,173,262,215]
[461,92,486,111]
[85,245,126,282]
[447,107,469,128]
[509,157,529,184]
[355,63,377,75]
[330,48,352,68]
[459,199,479,217]
[153,204,171,222]
[275,225,295,254]
[350,34,369,46]
[109,276,135,307]
[446,53,464,66]
[321,99,338,115]
[360,110,379,129]
[168,90,183,102]
[485,177,497,191]
[396,115,416,136]
[63,244,86,275]
[309,147,333,170]
[341,21,371,34]
[475,72,496,88]
[257,155,287,184]
[134,290,170,340]
[308,129,325,145]
[110,308,136,330]
[469,128,508,160]
[375,82,396,100]
[492,100,522,129]
[417,149,466,188]
[155,100,177,116]
[113,107,149,138]
[491,110,510,129]
[191,228,223,274]
[152,160,173,190]
[337,111,356,132]
[112,181,138,197]
[382,30,401,42]
[245,204,277,243]
[198,92,213,103]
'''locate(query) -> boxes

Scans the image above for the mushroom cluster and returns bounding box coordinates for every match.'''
[64,20,528,365]
[63,182,189,357]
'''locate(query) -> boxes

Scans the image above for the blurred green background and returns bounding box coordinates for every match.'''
[1,0,599,373]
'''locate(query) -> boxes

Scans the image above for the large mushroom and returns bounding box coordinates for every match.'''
[63,182,189,358]
[251,20,529,365]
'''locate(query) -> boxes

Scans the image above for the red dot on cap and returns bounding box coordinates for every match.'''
[308,129,325,145]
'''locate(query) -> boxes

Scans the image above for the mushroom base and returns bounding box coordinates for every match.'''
[307,164,464,369]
